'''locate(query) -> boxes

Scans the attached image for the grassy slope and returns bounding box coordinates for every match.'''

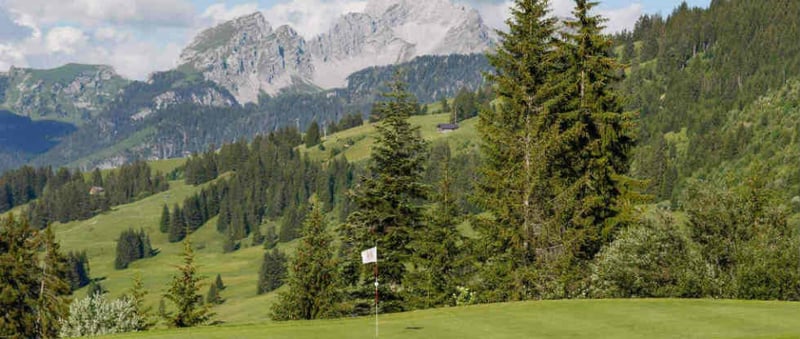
[304,113,478,162]
[52,115,476,325]
[106,299,800,339]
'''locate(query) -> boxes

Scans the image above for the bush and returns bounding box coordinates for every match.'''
[734,229,800,300]
[59,294,145,337]
[591,211,710,298]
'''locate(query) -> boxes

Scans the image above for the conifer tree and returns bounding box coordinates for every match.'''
[214,274,225,291]
[305,121,322,148]
[476,0,558,301]
[163,236,212,327]
[129,272,154,330]
[341,74,428,310]
[404,160,465,309]
[160,204,170,233]
[545,0,636,266]
[206,283,223,304]
[168,205,186,243]
[257,248,287,294]
[272,197,339,320]
[36,226,71,338]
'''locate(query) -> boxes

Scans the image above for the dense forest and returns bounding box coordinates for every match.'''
[3,0,800,337]
[616,0,800,203]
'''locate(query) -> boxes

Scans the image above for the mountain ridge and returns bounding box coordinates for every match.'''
[179,0,495,103]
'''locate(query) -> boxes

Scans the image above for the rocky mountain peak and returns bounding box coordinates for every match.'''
[179,0,494,103]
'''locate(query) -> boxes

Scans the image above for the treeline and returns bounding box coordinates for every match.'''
[160,184,222,243]
[25,161,168,229]
[325,112,364,135]
[615,0,800,201]
[115,228,156,269]
[174,127,357,252]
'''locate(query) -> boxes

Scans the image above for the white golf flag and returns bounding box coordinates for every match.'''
[361,247,377,264]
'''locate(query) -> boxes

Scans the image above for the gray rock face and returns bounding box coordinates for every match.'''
[179,0,495,103]
[1,64,128,123]
[180,13,315,104]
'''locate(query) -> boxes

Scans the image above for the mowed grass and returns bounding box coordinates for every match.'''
[104,299,800,339]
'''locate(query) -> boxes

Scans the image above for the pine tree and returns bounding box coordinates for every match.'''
[441,97,451,113]
[404,160,465,309]
[160,204,170,234]
[305,121,322,148]
[214,274,225,290]
[257,248,288,294]
[272,197,339,320]
[36,226,71,338]
[129,272,154,330]
[168,205,186,243]
[206,283,223,305]
[546,0,637,266]
[163,236,212,327]
[341,74,428,311]
[475,0,558,301]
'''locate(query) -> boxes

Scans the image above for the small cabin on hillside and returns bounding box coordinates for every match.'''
[89,186,105,195]
[437,123,459,133]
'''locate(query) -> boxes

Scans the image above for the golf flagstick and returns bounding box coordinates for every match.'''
[361,246,379,338]
[375,254,379,338]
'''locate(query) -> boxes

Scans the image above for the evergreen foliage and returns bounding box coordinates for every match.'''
[327,112,364,134]
[0,216,71,338]
[65,250,91,291]
[272,197,340,320]
[305,121,322,148]
[341,75,428,312]
[115,228,155,270]
[257,248,288,295]
[163,236,213,327]
[159,204,170,234]
[206,283,223,305]
[404,160,467,309]
[128,273,154,330]
[476,0,559,302]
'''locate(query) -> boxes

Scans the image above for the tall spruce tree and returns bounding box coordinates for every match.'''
[305,121,322,148]
[545,0,636,271]
[36,227,71,338]
[404,159,465,309]
[160,204,170,234]
[272,197,339,320]
[475,0,558,301]
[341,74,428,311]
[0,216,70,338]
[163,236,212,327]
[257,248,288,295]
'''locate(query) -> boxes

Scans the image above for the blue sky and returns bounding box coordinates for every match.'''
[0,0,710,79]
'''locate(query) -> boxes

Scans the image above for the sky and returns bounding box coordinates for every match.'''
[0,0,710,80]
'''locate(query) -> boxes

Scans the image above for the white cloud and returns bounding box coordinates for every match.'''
[4,0,196,28]
[0,43,28,69]
[600,3,643,33]
[84,41,182,79]
[45,26,88,55]
[202,3,260,26]
[93,27,131,43]
[263,0,368,37]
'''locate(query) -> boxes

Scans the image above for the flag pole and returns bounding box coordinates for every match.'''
[374,246,379,338]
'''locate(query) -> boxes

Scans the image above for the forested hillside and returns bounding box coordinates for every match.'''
[617,0,800,204]
[14,54,490,172]
[3,0,800,338]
